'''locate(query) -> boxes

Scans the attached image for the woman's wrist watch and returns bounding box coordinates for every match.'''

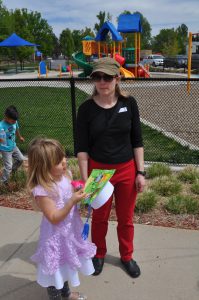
[136,170,146,177]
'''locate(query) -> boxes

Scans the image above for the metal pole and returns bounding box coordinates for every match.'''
[14,47,17,73]
[187,32,192,93]
[70,77,77,155]
[134,33,137,77]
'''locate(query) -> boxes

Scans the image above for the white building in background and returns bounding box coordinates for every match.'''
[186,33,199,54]
[192,33,199,54]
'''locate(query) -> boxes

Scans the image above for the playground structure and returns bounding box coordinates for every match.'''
[38,61,48,78]
[38,60,73,78]
[58,63,73,78]
[72,13,150,78]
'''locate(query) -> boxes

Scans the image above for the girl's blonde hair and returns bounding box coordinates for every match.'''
[27,137,65,191]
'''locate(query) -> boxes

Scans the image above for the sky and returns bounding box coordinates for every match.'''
[2,0,199,37]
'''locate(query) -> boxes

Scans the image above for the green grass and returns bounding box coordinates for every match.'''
[147,162,172,178]
[191,179,199,195]
[0,86,88,155]
[142,124,199,164]
[177,166,199,183]
[150,175,182,196]
[0,85,199,164]
[165,194,199,214]
[135,190,157,213]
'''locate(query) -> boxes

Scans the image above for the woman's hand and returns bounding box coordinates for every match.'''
[135,174,145,193]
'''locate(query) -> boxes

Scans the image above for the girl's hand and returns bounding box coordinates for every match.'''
[71,188,87,204]
[71,180,85,191]
[19,136,25,142]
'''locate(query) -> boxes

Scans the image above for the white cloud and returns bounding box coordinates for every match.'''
[2,0,199,37]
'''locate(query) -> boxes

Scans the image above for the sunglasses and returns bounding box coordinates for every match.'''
[91,74,117,82]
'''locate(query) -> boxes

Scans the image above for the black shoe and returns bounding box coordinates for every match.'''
[47,286,62,300]
[92,257,104,276]
[121,259,141,278]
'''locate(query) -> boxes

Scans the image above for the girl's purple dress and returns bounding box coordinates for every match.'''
[31,175,96,289]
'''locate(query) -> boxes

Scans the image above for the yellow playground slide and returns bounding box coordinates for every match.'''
[120,66,135,78]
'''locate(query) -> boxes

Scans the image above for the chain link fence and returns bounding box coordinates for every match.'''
[0,77,199,165]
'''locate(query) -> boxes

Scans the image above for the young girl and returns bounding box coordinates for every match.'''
[27,137,96,300]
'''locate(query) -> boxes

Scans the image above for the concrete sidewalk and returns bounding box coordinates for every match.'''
[0,70,82,80]
[0,206,198,300]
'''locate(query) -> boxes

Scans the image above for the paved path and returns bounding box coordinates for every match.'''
[0,206,199,300]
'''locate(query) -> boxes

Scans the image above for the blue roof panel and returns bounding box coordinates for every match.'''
[95,21,123,41]
[117,14,142,33]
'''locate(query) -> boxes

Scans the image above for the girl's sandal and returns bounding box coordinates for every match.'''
[63,292,87,300]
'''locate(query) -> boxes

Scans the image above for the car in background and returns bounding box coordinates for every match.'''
[191,54,199,71]
[141,54,165,66]
[164,55,188,68]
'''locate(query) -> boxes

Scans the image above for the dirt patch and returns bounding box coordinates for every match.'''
[1,188,198,231]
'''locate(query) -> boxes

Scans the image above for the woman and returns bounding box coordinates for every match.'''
[76,57,145,278]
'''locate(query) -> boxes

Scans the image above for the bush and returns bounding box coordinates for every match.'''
[165,194,199,214]
[177,166,199,183]
[135,190,157,213]
[0,182,10,195]
[67,158,80,180]
[0,168,27,194]
[147,163,172,179]
[10,169,27,190]
[191,179,199,195]
[150,175,182,196]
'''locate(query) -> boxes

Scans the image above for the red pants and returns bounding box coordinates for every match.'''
[88,158,137,261]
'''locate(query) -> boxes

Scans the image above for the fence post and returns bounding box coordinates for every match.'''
[70,77,77,156]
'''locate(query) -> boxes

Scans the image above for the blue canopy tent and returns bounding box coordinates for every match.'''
[0,33,38,73]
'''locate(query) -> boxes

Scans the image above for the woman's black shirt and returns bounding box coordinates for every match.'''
[76,95,143,164]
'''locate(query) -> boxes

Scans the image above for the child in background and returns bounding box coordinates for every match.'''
[27,137,96,300]
[0,105,25,184]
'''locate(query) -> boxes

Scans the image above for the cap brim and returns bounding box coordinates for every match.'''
[90,68,118,77]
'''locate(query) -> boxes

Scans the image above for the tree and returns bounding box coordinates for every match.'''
[152,29,179,55]
[60,28,74,60]
[51,34,61,58]
[0,2,58,65]
[19,9,56,57]
[71,30,82,53]
[0,1,12,37]
[6,8,56,67]
[0,1,13,57]
[72,27,95,53]
[135,11,152,49]
[81,27,95,39]
[176,24,188,54]
[94,11,112,33]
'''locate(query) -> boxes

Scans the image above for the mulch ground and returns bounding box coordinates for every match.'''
[1,189,199,231]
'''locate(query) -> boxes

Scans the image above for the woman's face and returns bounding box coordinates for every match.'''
[92,72,120,97]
